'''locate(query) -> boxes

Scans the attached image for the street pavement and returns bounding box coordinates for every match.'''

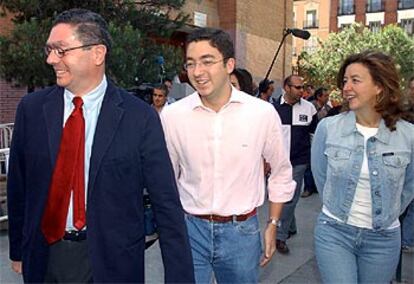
[1,192,413,283]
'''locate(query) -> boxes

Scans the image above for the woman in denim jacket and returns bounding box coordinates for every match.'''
[311,51,414,283]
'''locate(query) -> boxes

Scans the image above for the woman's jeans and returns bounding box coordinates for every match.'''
[314,213,401,283]
[184,214,261,284]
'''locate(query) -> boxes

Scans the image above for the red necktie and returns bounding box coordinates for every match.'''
[42,97,86,244]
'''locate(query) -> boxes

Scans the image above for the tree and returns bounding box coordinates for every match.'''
[0,0,189,90]
[298,23,414,90]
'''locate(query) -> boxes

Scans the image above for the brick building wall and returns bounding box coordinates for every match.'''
[0,79,26,124]
[0,10,26,124]
[182,0,292,85]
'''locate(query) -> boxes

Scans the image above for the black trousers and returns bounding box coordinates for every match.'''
[44,239,93,283]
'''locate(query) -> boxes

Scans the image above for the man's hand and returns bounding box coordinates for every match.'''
[260,223,277,267]
[11,261,22,274]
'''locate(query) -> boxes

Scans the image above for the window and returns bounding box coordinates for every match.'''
[369,21,381,33]
[338,0,354,15]
[304,37,318,54]
[398,0,414,9]
[304,10,318,28]
[400,18,414,36]
[367,0,384,13]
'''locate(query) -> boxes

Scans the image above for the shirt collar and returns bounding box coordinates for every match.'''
[64,75,108,112]
[189,85,245,111]
[280,92,302,105]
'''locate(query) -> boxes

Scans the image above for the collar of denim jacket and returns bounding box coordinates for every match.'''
[341,111,391,144]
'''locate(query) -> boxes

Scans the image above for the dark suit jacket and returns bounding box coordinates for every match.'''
[7,80,194,283]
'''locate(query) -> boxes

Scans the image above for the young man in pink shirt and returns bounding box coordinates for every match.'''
[161,28,295,283]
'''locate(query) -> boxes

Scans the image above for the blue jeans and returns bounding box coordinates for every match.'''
[277,164,307,241]
[314,213,401,283]
[185,214,261,284]
[402,200,414,247]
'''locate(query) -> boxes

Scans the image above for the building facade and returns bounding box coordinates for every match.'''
[331,0,414,34]
[292,0,331,72]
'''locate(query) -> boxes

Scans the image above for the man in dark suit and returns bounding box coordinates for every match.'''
[7,8,194,283]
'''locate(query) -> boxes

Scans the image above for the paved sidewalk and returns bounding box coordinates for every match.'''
[1,190,413,283]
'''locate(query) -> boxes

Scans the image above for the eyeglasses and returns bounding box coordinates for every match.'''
[183,58,227,71]
[44,43,100,58]
[289,84,304,90]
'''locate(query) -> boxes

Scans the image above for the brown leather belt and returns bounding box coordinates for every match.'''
[192,208,257,223]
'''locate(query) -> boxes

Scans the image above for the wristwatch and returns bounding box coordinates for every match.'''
[267,218,281,228]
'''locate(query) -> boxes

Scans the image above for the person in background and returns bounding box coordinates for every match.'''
[304,84,315,100]
[272,75,318,254]
[230,68,254,95]
[258,79,275,103]
[311,51,414,283]
[326,89,344,117]
[311,87,331,120]
[7,8,194,283]
[161,27,295,284]
[164,78,173,93]
[302,87,331,198]
[152,84,169,113]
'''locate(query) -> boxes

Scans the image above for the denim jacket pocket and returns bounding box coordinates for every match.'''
[324,147,352,178]
[381,152,410,183]
[325,147,352,161]
[382,153,409,168]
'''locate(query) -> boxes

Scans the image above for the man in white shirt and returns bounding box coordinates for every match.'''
[161,27,295,283]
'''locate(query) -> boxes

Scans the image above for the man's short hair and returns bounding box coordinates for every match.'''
[315,87,328,98]
[153,84,168,96]
[53,8,112,55]
[258,79,274,93]
[186,28,234,61]
[283,75,301,87]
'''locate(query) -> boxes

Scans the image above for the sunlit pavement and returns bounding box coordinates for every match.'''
[1,190,413,283]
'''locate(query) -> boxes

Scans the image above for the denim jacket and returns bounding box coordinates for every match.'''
[311,111,414,231]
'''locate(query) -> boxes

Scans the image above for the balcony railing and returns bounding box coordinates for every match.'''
[398,0,414,9]
[338,4,355,15]
[366,1,385,13]
[303,19,319,29]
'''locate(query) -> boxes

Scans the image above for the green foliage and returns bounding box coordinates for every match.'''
[0,0,188,89]
[298,23,414,90]
[107,22,183,87]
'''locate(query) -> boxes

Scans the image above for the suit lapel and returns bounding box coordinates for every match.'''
[43,87,64,169]
[88,82,124,197]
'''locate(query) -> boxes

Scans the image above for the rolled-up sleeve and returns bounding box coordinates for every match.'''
[264,107,296,203]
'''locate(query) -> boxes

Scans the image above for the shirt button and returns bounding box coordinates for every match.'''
[376,209,381,215]
[375,191,381,196]
[372,170,378,176]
